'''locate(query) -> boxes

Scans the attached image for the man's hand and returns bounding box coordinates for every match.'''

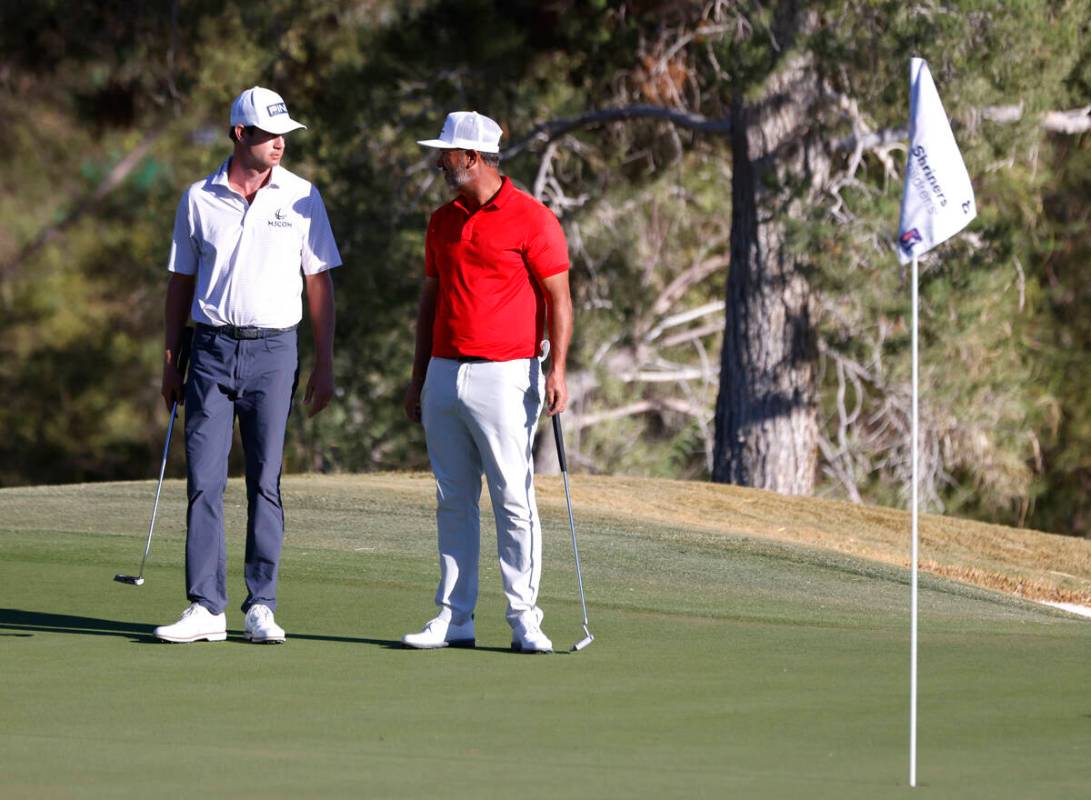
[404,377,424,423]
[161,351,185,411]
[304,360,334,417]
[545,368,568,416]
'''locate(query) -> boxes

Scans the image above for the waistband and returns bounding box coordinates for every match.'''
[456,355,494,363]
[197,322,298,340]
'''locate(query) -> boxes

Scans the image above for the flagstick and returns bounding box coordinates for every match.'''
[899,56,974,787]
[910,252,920,788]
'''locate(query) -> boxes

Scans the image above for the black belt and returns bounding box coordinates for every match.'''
[198,322,297,340]
[456,355,493,363]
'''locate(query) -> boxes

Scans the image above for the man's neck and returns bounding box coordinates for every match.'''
[227,156,273,203]
[459,171,503,210]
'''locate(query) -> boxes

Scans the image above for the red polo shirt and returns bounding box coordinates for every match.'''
[425,177,569,361]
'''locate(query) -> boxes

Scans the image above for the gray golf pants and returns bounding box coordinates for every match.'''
[421,356,546,630]
[184,325,298,615]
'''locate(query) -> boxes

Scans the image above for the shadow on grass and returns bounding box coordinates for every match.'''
[0,608,157,642]
[0,608,517,653]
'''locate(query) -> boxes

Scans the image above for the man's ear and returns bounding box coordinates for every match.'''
[233,124,247,142]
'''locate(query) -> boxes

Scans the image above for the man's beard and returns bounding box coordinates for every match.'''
[442,164,470,189]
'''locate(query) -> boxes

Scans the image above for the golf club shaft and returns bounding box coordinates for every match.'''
[118,327,193,585]
[136,400,178,579]
[560,468,590,627]
[552,414,591,628]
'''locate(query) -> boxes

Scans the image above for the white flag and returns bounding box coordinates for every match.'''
[897,57,976,264]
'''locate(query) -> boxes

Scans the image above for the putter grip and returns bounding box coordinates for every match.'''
[552,414,568,473]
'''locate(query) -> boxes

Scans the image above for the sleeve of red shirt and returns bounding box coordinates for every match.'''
[524,205,570,280]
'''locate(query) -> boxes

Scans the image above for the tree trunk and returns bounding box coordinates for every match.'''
[712,56,822,494]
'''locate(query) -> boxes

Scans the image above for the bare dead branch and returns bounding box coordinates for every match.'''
[649,254,729,318]
[533,139,560,202]
[1041,105,1091,134]
[831,104,1091,153]
[503,105,733,160]
[660,321,723,348]
[571,397,709,429]
[644,300,726,342]
[618,366,707,383]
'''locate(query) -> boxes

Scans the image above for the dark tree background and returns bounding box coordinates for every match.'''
[1,0,1089,537]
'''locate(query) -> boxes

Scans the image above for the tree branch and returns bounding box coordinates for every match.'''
[503,100,1088,166]
[503,105,733,159]
[1,129,164,279]
[649,254,729,319]
[831,104,1091,153]
[1041,105,1091,134]
[570,397,709,429]
[644,300,726,342]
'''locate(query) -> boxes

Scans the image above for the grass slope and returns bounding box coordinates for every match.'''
[1,474,1089,799]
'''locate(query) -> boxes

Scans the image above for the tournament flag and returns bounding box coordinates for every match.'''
[897,57,977,264]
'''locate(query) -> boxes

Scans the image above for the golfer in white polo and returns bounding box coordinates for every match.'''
[403,111,573,653]
[154,86,341,644]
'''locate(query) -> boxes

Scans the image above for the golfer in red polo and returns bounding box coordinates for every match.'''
[402,111,573,653]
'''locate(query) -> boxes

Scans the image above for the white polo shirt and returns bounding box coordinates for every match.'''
[168,159,342,328]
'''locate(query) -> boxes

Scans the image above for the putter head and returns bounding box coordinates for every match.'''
[114,574,144,586]
[571,631,594,652]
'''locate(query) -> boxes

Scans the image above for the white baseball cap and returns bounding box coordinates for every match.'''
[230,86,306,135]
[417,111,502,154]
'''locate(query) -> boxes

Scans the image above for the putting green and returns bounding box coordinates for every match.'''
[1,475,1088,798]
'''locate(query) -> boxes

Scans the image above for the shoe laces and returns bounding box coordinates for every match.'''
[249,604,273,624]
[181,603,205,619]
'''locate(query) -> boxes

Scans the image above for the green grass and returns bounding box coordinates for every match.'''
[1,475,1089,798]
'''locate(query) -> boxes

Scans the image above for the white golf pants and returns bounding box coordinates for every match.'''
[421,356,546,630]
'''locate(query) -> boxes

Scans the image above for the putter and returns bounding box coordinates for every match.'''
[552,413,595,651]
[114,327,193,587]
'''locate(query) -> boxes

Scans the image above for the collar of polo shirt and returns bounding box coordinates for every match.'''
[452,175,515,213]
[211,159,284,193]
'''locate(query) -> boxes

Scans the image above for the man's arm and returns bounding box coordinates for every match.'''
[303,270,336,418]
[404,276,438,423]
[540,271,572,416]
[162,273,196,411]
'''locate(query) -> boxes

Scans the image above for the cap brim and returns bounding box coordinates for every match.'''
[417,139,500,153]
[417,138,460,149]
[259,119,307,135]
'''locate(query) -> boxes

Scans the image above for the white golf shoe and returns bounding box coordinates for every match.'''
[244,604,286,643]
[154,603,227,643]
[511,620,553,654]
[401,617,475,649]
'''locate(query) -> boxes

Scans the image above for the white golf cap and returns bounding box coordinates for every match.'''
[417,111,502,153]
[229,86,307,135]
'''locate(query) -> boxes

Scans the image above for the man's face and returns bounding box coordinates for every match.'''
[236,126,285,171]
[437,148,472,189]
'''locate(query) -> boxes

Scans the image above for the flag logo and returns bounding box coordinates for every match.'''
[899,228,922,255]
